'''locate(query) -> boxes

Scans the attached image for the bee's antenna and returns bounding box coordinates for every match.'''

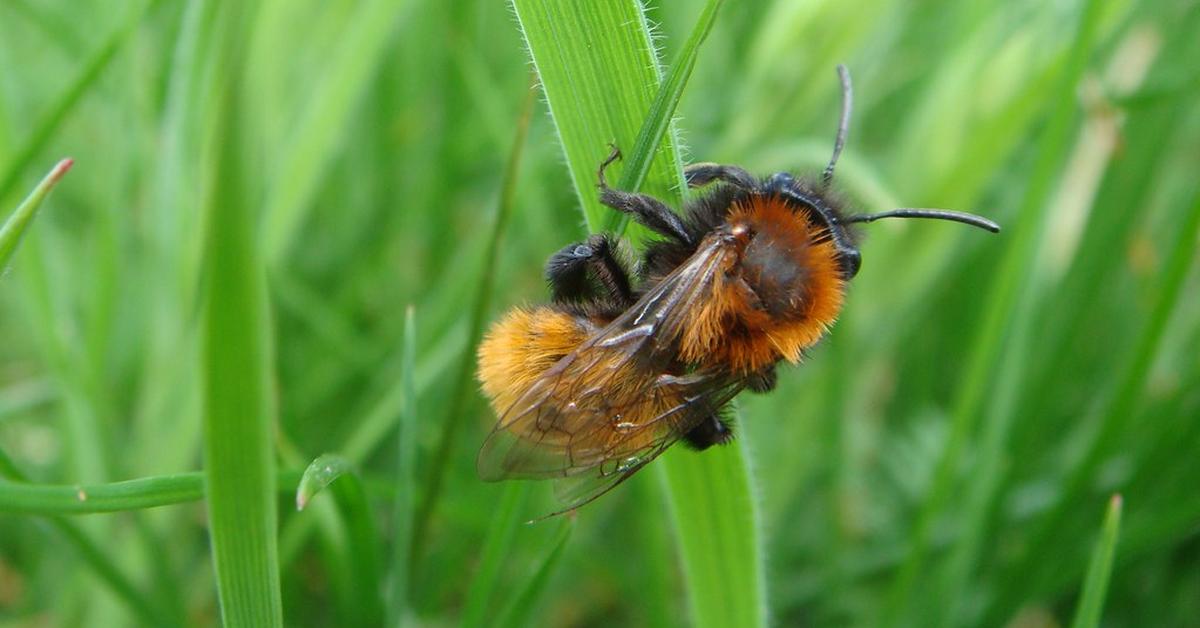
[822,64,853,187]
[840,208,1001,233]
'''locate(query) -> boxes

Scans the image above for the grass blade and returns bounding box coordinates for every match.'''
[411,82,536,555]
[1070,495,1123,628]
[512,0,688,231]
[608,0,725,236]
[0,473,202,514]
[0,0,156,205]
[261,0,409,264]
[883,0,1109,620]
[296,454,355,511]
[459,482,531,628]
[388,306,418,626]
[495,517,575,628]
[662,435,766,628]
[0,158,72,271]
[295,455,384,626]
[200,3,283,624]
[512,2,765,626]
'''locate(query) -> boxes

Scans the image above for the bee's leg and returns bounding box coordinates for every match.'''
[597,146,693,245]
[683,415,735,451]
[683,162,758,190]
[545,234,634,306]
[745,365,777,393]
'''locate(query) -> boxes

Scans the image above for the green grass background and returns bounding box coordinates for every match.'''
[1,0,1198,626]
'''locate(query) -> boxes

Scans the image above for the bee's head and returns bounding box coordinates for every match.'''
[762,65,999,283]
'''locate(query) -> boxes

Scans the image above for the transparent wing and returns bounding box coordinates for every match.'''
[477,235,739,496]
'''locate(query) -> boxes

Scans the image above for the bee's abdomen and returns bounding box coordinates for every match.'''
[477,307,593,417]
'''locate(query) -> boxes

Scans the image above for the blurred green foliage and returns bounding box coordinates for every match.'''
[0,0,1197,626]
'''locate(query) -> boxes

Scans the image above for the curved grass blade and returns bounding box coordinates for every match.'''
[0,159,72,271]
[1070,495,1123,628]
[296,454,355,511]
[511,2,765,626]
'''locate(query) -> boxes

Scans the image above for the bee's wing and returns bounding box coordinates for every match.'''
[543,374,745,515]
[477,235,737,491]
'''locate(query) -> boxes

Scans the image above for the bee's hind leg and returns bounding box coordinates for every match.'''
[596,146,693,246]
[545,234,634,307]
[683,162,758,190]
[683,415,735,451]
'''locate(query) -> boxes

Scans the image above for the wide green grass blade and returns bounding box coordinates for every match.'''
[261,0,408,264]
[0,158,71,271]
[608,0,725,236]
[512,2,765,626]
[1070,495,1123,628]
[200,3,283,625]
[512,0,688,232]
[662,434,767,628]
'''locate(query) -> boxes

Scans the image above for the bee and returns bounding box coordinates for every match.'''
[476,66,999,515]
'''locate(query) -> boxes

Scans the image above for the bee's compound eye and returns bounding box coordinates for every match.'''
[838,249,861,279]
[766,172,795,190]
[572,245,592,257]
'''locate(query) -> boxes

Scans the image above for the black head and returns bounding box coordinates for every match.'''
[765,65,998,280]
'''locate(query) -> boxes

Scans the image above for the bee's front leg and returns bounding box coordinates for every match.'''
[596,146,693,245]
[544,234,634,307]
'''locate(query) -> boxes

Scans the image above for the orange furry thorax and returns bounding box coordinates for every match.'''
[678,195,846,374]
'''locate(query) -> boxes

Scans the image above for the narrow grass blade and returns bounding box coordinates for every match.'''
[459,482,531,628]
[1070,495,1123,628]
[0,451,170,624]
[512,0,689,231]
[0,0,156,204]
[512,3,765,625]
[608,0,725,236]
[388,306,418,626]
[262,0,408,264]
[495,517,574,628]
[0,159,72,271]
[0,473,202,514]
[412,83,536,554]
[296,454,355,511]
[883,0,1109,620]
[200,4,283,625]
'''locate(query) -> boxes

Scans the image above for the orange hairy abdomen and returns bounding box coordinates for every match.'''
[477,307,594,416]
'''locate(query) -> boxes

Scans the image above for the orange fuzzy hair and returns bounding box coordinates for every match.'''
[477,307,594,417]
[680,195,847,373]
